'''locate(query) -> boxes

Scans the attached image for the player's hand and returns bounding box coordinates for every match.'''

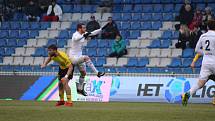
[190,62,195,68]
[83,32,91,38]
[40,64,46,68]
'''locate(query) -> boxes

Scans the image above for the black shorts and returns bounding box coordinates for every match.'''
[58,66,74,81]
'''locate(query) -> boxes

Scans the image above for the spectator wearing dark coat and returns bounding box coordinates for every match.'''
[25,0,40,21]
[189,25,202,48]
[102,17,119,39]
[86,16,100,32]
[179,4,194,25]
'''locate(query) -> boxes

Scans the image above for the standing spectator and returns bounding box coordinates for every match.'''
[201,7,214,31]
[109,35,127,58]
[189,25,202,48]
[43,0,62,22]
[102,17,119,39]
[175,24,190,49]
[179,4,194,25]
[189,8,202,31]
[25,0,40,21]
[86,15,100,32]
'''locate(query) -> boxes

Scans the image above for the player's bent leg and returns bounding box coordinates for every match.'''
[61,79,73,107]
[56,82,65,106]
[82,55,105,77]
[77,69,88,96]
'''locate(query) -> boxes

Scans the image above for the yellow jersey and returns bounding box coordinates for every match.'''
[50,51,72,69]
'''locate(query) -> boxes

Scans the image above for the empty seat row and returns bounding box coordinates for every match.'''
[0,39,27,47]
[0,22,51,30]
[140,30,179,39]
[0,30,39,39]
[117,21,162,30]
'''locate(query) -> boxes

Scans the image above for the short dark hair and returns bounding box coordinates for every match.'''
[77,23,85,30]
[48,44,57,50]
[207,20,215,30]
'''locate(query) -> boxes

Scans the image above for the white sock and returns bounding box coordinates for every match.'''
[79,77,85,90]
[189,84,201,95]
[86,60,98,74]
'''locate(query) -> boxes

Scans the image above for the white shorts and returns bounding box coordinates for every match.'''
[199,64,215,81]
[70,55,86,72]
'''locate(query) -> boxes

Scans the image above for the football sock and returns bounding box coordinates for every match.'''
[86,60,99,74]
[66,94,72,102]
[59,89,64,101]
[189,84,200,95]
[79,76,85,90]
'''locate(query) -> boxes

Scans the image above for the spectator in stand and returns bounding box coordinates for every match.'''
[201,7,214,31]
[43,0,62,22]
[86,15,100,32]
[109,34,127,58]
[175,24,190,49]
[189,25,202,48]
[97,0,112,14]
[25,0,40,21]
[179,4,194,26]
[102,17,119,39]
[189,8,202,31]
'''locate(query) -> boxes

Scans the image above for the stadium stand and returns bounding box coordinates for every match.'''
[1,0,214,74]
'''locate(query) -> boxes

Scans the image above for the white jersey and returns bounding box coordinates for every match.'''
[69,29,102,57]
[69,31,86,56]
[195,30,215,65]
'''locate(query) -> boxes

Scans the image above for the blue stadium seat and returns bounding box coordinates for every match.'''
[33,65,42,72]
[142,22,152,30]
[0,39,7,47]
[43,66,53,72]
[182,48,194,58]
[40,22,51,29]
[34,47,46,57]
[113,0,122,4]
[7,39,17,47]
[17,39,27,47]
[142,13,152,21]
[47,39,57,47]
[171,68,183,74]
[13,66,23,72]
[112,5,123,13]
[105,67,116,73]
[133,4,142,12]
[153,4,163,13]
[172,0,183,3]
[132,13,142,21]
[87,39,98,48]
[152,21,162,30]
[62,5,72,13]
[131,22,141,30]
[148,39,161,48]
[152,13,163,21]
[2,65,13,71]
[0,22,10,29]
[29,30,39,38]
[183,68,193,74]
[142,5,153,12]
[122,22,131,30]
[196,4,206,11]
[136,67,148,73]
[129,30,140,39]
[19,30,29,39]
[127,67,138,73]
[57,39,67,48]
[112,13,122,21]
[31,22,40,30]
[163,4,174,12]
[127,57,138,67]
[22,66,33,72]
[87,48,97,56]
[10,22,21,29]
[5,47,15,56]
[160,39,171,48]
[173,31,179,39]
[162,30,173,39]
[0,30,9,38]
[82,5,94,12]
[120,31,130,39]
[0,48,5,56]
[9,30,19,38]
[138,58,149,67]
[124,0,132,4]
[132,0,142,3]
[123,5,132,12]
[163,13,174,21]
[116,22,122,30]
[168,58,182,68]
[97,48,107,57]
[175,4,183,12]
[96,57,106,66]
[58,30,69,39]
[116,67,128,73]
[21,22,30,30]
[149,67,162,73]
[72,5,82,12]
[122,13,132,21]
[182,58,193,67]
[97,40,109,48]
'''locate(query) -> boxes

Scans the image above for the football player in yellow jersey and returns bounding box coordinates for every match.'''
[190,53,215,105]
[41,44,73,107]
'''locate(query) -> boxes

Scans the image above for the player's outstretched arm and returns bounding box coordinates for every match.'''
[88,22,109,37]
[41,57,52,68]
[191,53,201,68]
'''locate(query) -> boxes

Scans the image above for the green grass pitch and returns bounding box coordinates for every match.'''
[0,101,214,121]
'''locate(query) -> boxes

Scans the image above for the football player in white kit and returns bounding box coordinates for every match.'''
[69,23,108,96]
[182,20,215,106]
